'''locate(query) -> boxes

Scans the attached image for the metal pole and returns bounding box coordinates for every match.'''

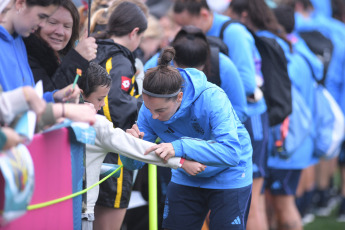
[148,164,158,230]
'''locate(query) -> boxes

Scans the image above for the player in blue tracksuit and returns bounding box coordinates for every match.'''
[122,47,253,230]
[144,32,248,123]
[228,0,323,228]
[293,2,345,106]
[171,6,268,229]
[253,29,321,170]
[292,0,345,219]
[310,0,332,18]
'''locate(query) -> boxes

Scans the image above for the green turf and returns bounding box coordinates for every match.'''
[304,203,345,230]
[304,168,345,230]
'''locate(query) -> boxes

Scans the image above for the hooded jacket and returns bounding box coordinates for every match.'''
[24,34,89,92]
[0,26,54,102]
[93,39,140,130]
[121,68,253,189]
[257,30,322,169]
[207,13,267,118]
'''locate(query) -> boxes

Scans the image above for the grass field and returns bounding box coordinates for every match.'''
[304,206,345,230]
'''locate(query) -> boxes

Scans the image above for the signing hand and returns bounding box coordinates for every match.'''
[126,123,144,139]
[145,143,175,162]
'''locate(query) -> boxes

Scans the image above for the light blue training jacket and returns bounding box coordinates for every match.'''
[144,52,248,122]
[121,68,253,189]
[257,30,321,169]
[207,12,267,117]
[310,0,332,18]
[294,12,345,112]
[0,26,55,101]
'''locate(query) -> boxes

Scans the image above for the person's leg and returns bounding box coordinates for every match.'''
[315,159,333,216]
[94,153,133,230]
[208,184,252,230]
[93,206,127,230]
[265,189,277,230]
[337,166,345,222]
[272,195,302,230]
[295,165,315,224]
[259,190,269,230]
[244,112,269,230]
[247,178,268,230]
[267,169,302,230]
[162,182,209,230]
[337,142,345,222]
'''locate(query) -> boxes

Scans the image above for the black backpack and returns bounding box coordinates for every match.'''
[205,36,229,86]
[220,20,292,126]
[299,30,333,86]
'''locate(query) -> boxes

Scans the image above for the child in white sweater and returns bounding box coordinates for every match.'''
[80,62,206,229]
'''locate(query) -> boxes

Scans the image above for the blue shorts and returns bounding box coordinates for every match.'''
[162,182,252,230]
[244,112,269,179]
[338,141,345,165]
[266,169,301,195]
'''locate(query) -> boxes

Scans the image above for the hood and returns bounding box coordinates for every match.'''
[0,25,14,42]
[94,39,136,68]
[164,68,210,123]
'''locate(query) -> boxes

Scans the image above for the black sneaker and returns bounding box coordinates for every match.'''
[337,197,345,222]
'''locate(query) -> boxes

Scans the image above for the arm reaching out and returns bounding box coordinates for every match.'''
[125,122,206,175]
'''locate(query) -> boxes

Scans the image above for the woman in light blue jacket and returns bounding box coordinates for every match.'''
[123,47,253,230]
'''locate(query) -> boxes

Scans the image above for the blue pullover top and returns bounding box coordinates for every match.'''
[0,26,54,102]
[207,12,267,117]
[257,30,322,169]
[121,68,253,189]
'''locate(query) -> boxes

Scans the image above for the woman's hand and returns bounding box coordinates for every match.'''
[53,84,81,103]
[22,86,46,117]
[1,127,25,150]
[181,160,207,176]
[126,123,144,139]
[145,143,175,162]
[75,31,98,61]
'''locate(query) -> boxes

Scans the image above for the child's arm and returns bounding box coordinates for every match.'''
[95,115,181,169]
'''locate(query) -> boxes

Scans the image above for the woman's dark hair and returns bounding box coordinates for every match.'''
[173,0,210,16]
[332,0,345,23]
[273,5,295,34]
[143,47,183,101]
[280,0,314,10]
[26,0,63,7]
[172,25,211,76]
[93,1,147,39]
[78,62,112,97]
[59,0,80,55]
[230,0,292,51]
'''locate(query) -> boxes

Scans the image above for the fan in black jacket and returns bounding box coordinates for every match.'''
[23,0,97,92]
[90,1,148,229]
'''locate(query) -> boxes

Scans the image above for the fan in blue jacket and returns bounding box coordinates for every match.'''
[0,0,81,104]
